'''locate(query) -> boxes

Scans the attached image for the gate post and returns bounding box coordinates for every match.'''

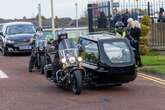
[88,4,94,32]
[147,1,150,16]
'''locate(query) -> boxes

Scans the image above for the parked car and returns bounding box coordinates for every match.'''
[0,22,35,56]
[78,33,137,86]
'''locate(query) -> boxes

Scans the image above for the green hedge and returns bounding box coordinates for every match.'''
[140,15,151,55]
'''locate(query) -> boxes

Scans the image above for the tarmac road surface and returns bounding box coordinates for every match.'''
[0,54,165,110]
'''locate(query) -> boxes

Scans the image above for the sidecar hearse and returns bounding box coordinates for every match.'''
[78,32,137,86]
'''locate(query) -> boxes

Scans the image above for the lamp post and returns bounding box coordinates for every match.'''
[75,2,79,36]
[38,4,42,27]
[51,0,55,39]
[75,3,79,28]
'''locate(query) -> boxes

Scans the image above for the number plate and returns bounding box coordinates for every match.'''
[19,46,32,50]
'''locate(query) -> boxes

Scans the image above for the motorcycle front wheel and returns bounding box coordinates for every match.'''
[71,70,82,95]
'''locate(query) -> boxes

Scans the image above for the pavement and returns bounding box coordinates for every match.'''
[0,53,165,110]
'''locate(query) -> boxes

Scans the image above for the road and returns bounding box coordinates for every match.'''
[0,54,165,110]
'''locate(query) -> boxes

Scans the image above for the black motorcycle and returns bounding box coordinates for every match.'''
[29,39,51,74]
[45,39,85,95]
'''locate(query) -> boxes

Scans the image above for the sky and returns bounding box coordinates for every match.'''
[0,0,92,19]
[0,0,156,19]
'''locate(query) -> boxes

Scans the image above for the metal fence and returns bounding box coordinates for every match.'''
[150,23,165,49]
[87,0,165,50]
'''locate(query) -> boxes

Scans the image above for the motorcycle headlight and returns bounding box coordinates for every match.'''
[39,46,44,51]
[69,57,76,64]
[61,58,67,64]
[78,57,83,62]
[6,39,14,44]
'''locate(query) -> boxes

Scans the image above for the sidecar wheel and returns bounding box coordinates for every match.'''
[72,70,82,95]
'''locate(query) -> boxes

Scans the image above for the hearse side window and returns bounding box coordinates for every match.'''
[79,38,90,46]
[84,40,99,64]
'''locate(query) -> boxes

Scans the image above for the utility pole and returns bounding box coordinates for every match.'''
[51,0,55,39]
[38,4,42,27]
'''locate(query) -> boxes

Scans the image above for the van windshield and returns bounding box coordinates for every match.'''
[6,24,35,35]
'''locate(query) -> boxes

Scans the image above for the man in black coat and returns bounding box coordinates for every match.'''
[129,23,143,67]
[49,33,68,80]
[122,9,131,27]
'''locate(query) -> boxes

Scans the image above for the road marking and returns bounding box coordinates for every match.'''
[0,70,8,79]
[139,73,165,83]
[138,74,165,85]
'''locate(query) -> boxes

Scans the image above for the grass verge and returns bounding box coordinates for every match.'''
[140,55,165,75]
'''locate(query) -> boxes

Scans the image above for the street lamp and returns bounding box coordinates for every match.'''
[75,2,79,29]
[75,2,79,37]
[51,0,55,39]
[38,4,42,27]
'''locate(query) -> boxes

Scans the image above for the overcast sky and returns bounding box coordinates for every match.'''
[0,0,93,19]
[0,0,147,19]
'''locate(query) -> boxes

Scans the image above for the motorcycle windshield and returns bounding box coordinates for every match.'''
[35,37,47,48]
[58,39,78,64]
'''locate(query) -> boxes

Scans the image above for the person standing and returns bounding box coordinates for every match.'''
[112,9,123,27]
[126,18,136,45]
[115,21,126,38]
[132,21,143,67]
[122,9,131,27]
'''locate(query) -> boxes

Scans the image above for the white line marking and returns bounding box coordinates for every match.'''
[0,70,8,79]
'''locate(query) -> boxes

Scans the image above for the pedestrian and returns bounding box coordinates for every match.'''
[131,9,138,20]
[115,21,126,38]
[97,11,108,29]
[132,20,143,67]
[122,9,131,27]
[112,10,123,27]
[126,18,141,67]
[126,18,135,43]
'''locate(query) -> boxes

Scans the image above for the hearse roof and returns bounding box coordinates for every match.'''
[80,33,117,42]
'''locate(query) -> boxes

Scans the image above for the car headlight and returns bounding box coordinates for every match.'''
[6,40,14,44]
[61,58,67,64]
[69,57,76,64]
[78,57,83,62]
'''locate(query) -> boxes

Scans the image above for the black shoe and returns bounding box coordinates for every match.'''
[29,69,32,72]
[138,64,143,67]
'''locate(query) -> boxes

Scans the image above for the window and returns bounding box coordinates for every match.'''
[103,41,131,64]
[6,24,35,35]
[84,40,99,64]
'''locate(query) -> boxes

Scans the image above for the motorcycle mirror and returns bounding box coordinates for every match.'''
[77,44,82,49]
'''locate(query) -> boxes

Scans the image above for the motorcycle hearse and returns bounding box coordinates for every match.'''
[45,32,137,95]
[78,32,137,87]
[44,38,85,95]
